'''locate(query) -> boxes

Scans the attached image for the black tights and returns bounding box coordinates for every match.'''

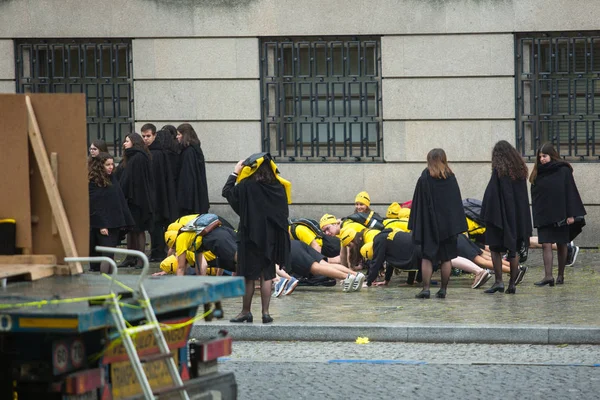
[542,243,568,280]
[491,251,519,286]
[239,276,272,316]
[420,259,451,291]
[126,231,146,266]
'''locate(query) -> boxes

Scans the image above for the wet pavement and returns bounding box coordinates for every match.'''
[114,248,600,327]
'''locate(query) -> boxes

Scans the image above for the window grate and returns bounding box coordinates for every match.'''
[515,32,600,162]
[260,37,383,162]
[15,39,134,157]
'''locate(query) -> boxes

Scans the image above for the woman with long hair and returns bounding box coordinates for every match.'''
[89,139,109,158]
[480,140,532,294]
[408,148,467,299]
[530,143,586,286]
[222,153,291,324]
[114,133,155,268]
[176,123,210,216]
[88,152,134,272]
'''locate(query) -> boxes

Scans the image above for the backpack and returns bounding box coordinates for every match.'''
[462,198,485,227]
[289,218,323,240]
[345,211,385,230]
[179,214,222,251]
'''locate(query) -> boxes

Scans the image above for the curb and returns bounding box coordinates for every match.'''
[191,323,600,345]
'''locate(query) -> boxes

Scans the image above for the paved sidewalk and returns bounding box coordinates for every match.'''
[190,248,600,344]
[116,248,600,343]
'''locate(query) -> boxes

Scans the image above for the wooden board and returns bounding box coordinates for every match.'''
[0,255,57,265]
[0,264,57,281]
[27,94,89,264]
[0,95,32,251]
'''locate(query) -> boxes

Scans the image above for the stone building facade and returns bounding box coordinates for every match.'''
[0,0,598,246]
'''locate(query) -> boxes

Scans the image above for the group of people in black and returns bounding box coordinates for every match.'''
[87,123,209,271]
[88,132,587,321]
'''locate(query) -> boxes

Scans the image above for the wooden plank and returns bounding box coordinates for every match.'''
[50,152,58,236]
[0,255,57,265]
[0,264,56,280]
[0,95,32,250]
[25,96,83,275]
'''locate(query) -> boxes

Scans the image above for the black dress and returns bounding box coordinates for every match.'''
[115,148,155,232]
[89,175,135,270]
[481,169,532,257]
[222,174,290,280]
[177,144,210,216]
[408,169,467,262]
[531,161,586,244]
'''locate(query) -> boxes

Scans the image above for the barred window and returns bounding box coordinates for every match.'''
[260,37,383,162]
[516,32,600,161]
[15,39,134,157]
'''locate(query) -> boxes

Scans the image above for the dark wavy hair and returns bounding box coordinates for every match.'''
[491,140,529,180]
[248,160,277,184]
[529,142,572,184]
[347,231,365,267]
[88,152,112,187]
[176,123,200,148]
[120,132,150,167]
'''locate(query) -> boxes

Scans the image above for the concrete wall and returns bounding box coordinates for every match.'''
[0,0,598,246]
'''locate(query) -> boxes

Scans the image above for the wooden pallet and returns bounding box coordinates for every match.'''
[0,255,70,282]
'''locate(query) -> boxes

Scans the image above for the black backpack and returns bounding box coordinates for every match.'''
[289,218,323,240]
[344,211,385,230]
[462,198,485,227]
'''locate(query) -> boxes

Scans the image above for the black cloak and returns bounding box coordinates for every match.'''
[368,229,421,285]
[148,140,178,223]
[115,147,155,231]
[89,175,135,230]
[222,174,291,278]
[480,169,532,253]
[408,169,468,260]
[177,144,210,216]
[531,161,586,239]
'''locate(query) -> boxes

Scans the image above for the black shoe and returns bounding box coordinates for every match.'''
[117,258,136,268]
[484,283,505,294]
[262,314,273,324]
[515,265,528,285]
[435,289,446,299]
[505,284,516,294]
[149,257,164,263]
[415,289,430,299]
[556,276,564,285]
[534,278,555,287]
[230,312,253,323]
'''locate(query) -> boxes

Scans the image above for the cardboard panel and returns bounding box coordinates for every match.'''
[28,94,89,260]
[0,95,32,250]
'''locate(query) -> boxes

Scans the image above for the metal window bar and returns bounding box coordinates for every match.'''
[260,36,383,162]
[515,32,600,161]
[15,39,134,157]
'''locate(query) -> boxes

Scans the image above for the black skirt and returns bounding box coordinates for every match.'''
[290,240,325,277]
[237,240,276,281]
[456,234,483,262]
[538,224,570,244]
[423,235,458,263]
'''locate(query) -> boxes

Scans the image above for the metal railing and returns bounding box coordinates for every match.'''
[515,32,600,161]
[260,37,384,162]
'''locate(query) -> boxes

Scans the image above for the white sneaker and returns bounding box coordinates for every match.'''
[342,274,356,292]
[352,272,365,291]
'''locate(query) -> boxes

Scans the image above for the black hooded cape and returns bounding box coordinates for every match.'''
[148,140,178,223]
[531,161,586,239]
[408,169,467,260]
[89,175,135,230]
[115,148,155,231]
[222,174,291,278]
[367,229,421,285]
[177,144,210,216]
[480,169,532,253]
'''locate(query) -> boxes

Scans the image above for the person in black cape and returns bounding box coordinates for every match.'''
[530,143,586,286]
[480,140,532,294]
[88,152,134,273]
[222,152,291,324]
[142,125,178,261]
[176,123,210,216]
[114,133,155,268]
[408,148,467,299]
[160,124,182,190]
